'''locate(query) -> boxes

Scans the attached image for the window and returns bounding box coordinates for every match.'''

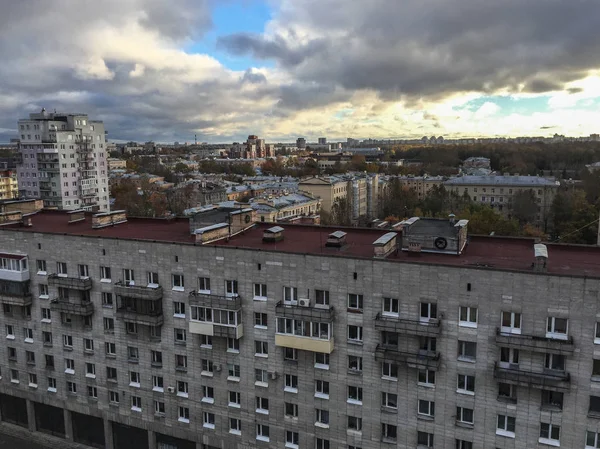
[129,371,140,387]
[285,374,298,392]
[420,302,437,321]
[147,272,159,286]
[498,382,516,401]
[67,381,77,394]
[42,331,53,346]
[459,306,478,327]
[284,347,298,361]
[254,312,268,328]
[418,369,436,386]
[348,385,363,404]
[590,396,600,416]
[315,352,329,369]
[176,354,187,370]
[315,380,329,398]
[103,317,114,332]
[285,402,298,418]
[41,308,51,322]
[229,418,241,435]
[586,431,600,449]
[5,324,14,339]
[283,286,297,303]
[198,277,210,293]
[178,406,189,423]
[228,363,240,380]
[126,322,137,335]
[382,423,397,442]
[101,292,113,307]
[255,340,268,357]
[36,259,47,274]
[106,367,117,381]
[539,423,560,445]
[65,358,75,374]
[546,317,568,339]
[57,262,67,276]
[26,350,35,364]
[458,340,476,361]
[418,399,435,418]
[105,342,116,356]
[348,325,363,343]
[78,264,89,278]
[127,346,138,361]
[100,266,111,281]
[286,430,299,448]
[348,416,362,432]
[23,327,33,342]
[418,431,434,448]
[152,375,163,392]
[500,347,520,367]
[10,369,19,384]
[201,335,213,348]
[177,380,188,397]
[315,408,329,427]
[595,323,600,344]
[315,289,329,307]
[457,374,475,394]
[201,359,214,375]
[254,283,267,299]
[131,396,142,412]
[151,350,162,366]
[455,440,473,449]
[123,269,134,284]
[172,274,184,290]
[382,361,398,379]
[256,424,270,442]
[154,400,165,415]
[87,385,98,399]
[545,353,565,371]
[256,396,269,414]
[47,377,56,391]
[203,412,215,429]
[63,334,73,348]
[348,355,363,373]
[382,392,398,409]
[227,337,239,352]
[456,406,474,425]
[497,414,516,437]
[501,311,521,334]
[383,297,399,315]
[382,331,399,346]
[39,284,48,297]
[227,390,239,407]
[348,293,363,312]
[174,328,187,344]
[541,390,563,410]
[255,369,268,386]
[173,301,185,317]
[86,363,96,377]
[226,280,238,296]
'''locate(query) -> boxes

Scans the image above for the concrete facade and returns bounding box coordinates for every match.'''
[0,218,599,449]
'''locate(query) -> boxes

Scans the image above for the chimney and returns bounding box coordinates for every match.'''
[533,244,548,273]
[448,213,456,225]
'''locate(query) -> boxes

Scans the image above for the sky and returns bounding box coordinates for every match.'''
[1,0,600,144]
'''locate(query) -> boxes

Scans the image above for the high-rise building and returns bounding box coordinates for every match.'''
[318,137,327,145]
[296,137,306,149]
[16,109,110,211]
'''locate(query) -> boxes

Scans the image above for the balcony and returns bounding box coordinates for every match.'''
[374,313,441,336]
[275,333,334,354]
[275,301,335,322]
[0,291,32,307]
[39,182,52,191]
[374,344,440,370]
[189,321,244,339]
[493,362,571,391]
[48,274,92,290]
[188,291,241,310]
[495,328,574,355]
[49,298,94,316]
[116,307,164,326]
[114,282,163,301]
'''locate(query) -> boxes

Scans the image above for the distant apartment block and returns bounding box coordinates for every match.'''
[17,109,110,211]
[0,169,18,200]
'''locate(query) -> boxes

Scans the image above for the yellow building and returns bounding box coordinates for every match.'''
[0,170,18,200]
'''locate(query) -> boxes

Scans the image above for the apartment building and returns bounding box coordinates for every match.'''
[17,109,110,211]
[0,211,600,449]
[0,169,18,200]
[444,175,559,226]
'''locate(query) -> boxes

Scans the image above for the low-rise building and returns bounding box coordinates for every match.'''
[107,158,127,170]
[0,169,18,200]
[251,192,321,223]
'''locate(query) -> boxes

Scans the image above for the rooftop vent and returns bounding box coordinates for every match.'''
[533,243,548,273]
[67,209,86,224]
[92,210,127,229]
[373,232,398,258]
[194,223,229,244]
[326,230,347,248]
[263,226,284,243]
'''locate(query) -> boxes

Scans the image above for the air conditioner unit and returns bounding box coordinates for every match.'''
[167,386,175,393]
[269,371,279,380]
[298,298,310,308]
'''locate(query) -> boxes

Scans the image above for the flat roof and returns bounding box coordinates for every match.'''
[3,210,600,278]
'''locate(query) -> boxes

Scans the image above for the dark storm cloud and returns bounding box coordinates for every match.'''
[220,0,600,103]
[241,69,267,84]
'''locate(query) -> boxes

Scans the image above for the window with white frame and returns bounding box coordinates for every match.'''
[283,286,297,303]
[85,363,96,377]
[348,385,363,404]
[123,269,134,285]
[178,406,189,423]
[105,342,116,356]
[285,374,298,392]
[226,280,238,297]
[129,371,140,387]
[230,418,241,434]
[420,302,437,321]
[348,325,363,343]
[456,406,474,425]
[315,289,329,307]
[348,293,363,312]
[87,385,97,399]
[174,328,187,344]
[255,340,268,357]
[36,260,47,274]
[383,297,399,316]
[315,352,329,369]
[65,358,75,374]
[173,301,185,317]
[457,374,475,394]
[315,380,329,399]
[57,262,67,276]
[254,313,267,328]
[285,402,298,418]
[315,408,329,427]
[382,361,398,379]
[176,354,187,370]
[198,277,210,293]
[255,369,268,386]
[546,317,568,340]
[497,414,516,437]
[500,347,520,367]
[101,292,113,307]
[348,355,363,373]
[539,423,560,445]
[5,324,14,339]
[381,392,398,409]
[147,272,159,286]
[228,363,240,380]
[256,424,270,441]
[131,396,142,412]
[418,369,436,386]
[382,423,397,442]
[586,431,600,449]
[227,390,239,407]
[154,400,165,415]
[456,440,473,449]
[172,274,184,291]
[256,396,269,414]
[152,375,163,391]
[67,381,77,394]
[78,264,89,278]
[545,353,565,371]
[458,340,476,361]
[418,399,435,418]
[41,308,51,322]
[254,283,267,299]
[347,416,362,432]
[201,335,213,348]
[284,347,298,361]
[286,430,299,448]
[227,337,239,352]
[418,431,434,448]
[459,306,478,327]
[501,311,521,334]
[203,412,215,429]
[100,266,111,281]
[177,380,188,397]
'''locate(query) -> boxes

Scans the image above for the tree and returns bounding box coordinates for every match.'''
[511,189,539,225]
[330,197,352,226]
[380,179,419,219]
[551,189,598,244]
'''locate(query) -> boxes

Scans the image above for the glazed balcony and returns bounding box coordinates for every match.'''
[374,344,440,370]
[275,301,335,322]
[49,298,94,316]
[495,328,574,355]
[114,282,163,301]
[493,362,571,391]
[188,291,241,310]
[48,274,92,290]
[374,313,441,337]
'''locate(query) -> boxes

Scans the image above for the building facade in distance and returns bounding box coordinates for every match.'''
[17,109,110,211]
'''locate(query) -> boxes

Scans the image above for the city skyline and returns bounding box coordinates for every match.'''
[0,0,600,143]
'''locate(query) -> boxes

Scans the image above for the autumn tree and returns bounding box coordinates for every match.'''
[511,189,539,225]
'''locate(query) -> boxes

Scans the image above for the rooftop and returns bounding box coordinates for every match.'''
[3,210,600,278]
[445,175,558,187]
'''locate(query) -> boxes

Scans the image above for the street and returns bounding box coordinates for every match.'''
[0,432,49,449]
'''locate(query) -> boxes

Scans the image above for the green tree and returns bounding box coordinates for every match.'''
[511,189,539,225]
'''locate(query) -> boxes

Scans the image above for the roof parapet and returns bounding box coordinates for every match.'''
[92,210,127,229]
